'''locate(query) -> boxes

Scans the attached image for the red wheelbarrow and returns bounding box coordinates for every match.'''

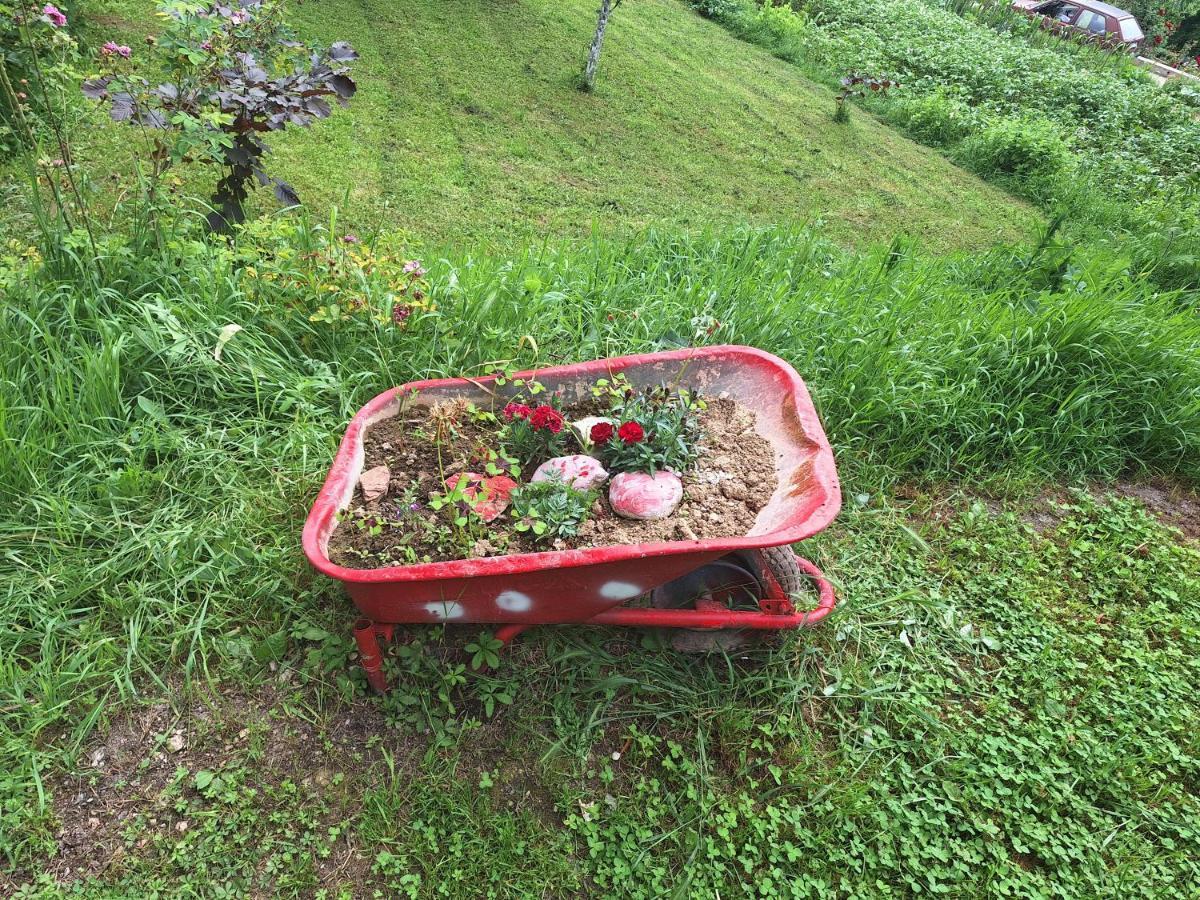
[302,346,841,691]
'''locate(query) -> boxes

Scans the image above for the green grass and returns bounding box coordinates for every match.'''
[1,220,1199,888]
[688,0,1200,227]
[3,0,1200,893]
[60,0,1038,252]
[7,489,1200,896]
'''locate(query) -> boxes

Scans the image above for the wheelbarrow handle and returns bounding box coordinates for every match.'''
[789,553,837,626]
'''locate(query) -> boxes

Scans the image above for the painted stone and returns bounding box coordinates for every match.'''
[444,473,518,523]
[532,454,609,491]
[609,471,683,520]
[359,465,391,502]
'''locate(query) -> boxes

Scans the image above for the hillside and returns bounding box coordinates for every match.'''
[83,0,1037,251]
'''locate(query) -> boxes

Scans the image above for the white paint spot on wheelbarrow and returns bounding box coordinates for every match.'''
[495,590,532,613]
[424,601,464,620]
[599,580,642,601]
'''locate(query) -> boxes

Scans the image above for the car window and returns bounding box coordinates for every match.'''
[1075,10,1107,33]
[1053,4,1080,22]
[1119,17,1143,40]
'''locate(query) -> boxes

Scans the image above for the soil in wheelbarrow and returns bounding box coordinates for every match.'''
[327,397,777,568]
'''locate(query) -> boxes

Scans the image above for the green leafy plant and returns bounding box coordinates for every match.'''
[464,631,504,670]
[499,398,568,467]
[427,474,493,553]
[81,0,357,229]
[1,2,81,154]
[592,384,705,475]
[473,675,516,718]
[509,475,594,542]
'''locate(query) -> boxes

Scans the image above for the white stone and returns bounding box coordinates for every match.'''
[608,471,684,520]
[572,416,616,448]
[532,455,609,491]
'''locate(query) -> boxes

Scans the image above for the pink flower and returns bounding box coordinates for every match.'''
[391,304,411,324]
[402,259,426,277]
[102,41,132,58]
[42,4,66,27]
[200,40,212,51]
[230,10,249,24]
[342,233,360,243]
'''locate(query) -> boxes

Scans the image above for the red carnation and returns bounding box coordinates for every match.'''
[503,403,531,421]
[590,422,615,444]
[529,405,564,433]
[617,421,645,444]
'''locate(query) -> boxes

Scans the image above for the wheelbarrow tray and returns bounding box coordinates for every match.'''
[302,346,840,626]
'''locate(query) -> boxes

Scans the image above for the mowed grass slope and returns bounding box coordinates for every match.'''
[79,0,1037,250]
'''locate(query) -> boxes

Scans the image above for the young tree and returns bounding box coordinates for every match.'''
[581,0,623,92]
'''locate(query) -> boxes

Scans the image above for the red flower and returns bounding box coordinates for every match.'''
[590,422,615,444]
[1154,34,1163,44]
[617,421,645,444]
[503,403,531,421]
[529,405,564,433]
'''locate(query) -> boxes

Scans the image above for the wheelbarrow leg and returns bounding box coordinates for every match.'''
[495,624,528,646]
[353,618,392,694]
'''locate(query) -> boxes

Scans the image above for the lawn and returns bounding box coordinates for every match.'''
[3,0,1200,895]
[3,221,1199,895]
[57,0,1038,252]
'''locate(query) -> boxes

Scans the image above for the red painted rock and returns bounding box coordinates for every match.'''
[359,465,390,502]
[609,471,683,520]
[444,473,518,523]
[532,454,609,491]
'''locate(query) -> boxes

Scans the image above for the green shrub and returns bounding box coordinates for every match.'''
[962,114,1074,186]
[886,89,979,147]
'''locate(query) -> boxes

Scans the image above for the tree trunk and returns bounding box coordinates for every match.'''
[582,0,612,92]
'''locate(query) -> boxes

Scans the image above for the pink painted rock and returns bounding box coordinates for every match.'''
[532,454,609,491]
[444,473,518,523]
[609,471,684,520]
[359,465,390,502]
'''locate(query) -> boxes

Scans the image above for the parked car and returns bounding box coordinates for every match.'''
[1011,0,1145,48]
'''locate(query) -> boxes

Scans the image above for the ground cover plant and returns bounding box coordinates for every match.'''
[3,218,1200,886]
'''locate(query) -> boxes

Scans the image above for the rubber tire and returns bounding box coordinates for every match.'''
[761,545,806,597]
[650,554,765,653]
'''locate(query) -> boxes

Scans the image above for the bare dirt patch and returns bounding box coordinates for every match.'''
[1106,478,1200,541]
[36,683,407,890]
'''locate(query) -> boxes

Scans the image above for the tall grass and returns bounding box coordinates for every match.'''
[2,218,1199,862]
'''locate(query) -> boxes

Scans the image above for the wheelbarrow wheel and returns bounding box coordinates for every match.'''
[761,545,806,596]
[650,553,768,653]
